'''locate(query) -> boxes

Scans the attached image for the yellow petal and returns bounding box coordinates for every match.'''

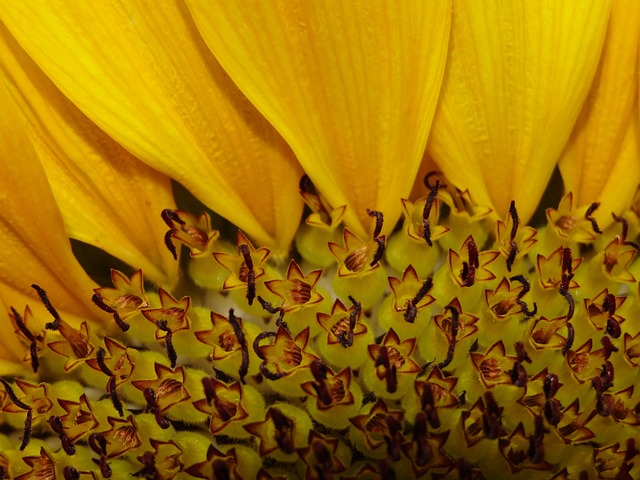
[0,1,303,254]
[427,1,612,222]
[558,0,640,230]
[185,0,451,239]
[0,25,178,287]
[0,79,102,330]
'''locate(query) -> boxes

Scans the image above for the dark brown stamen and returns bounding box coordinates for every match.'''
[481,392,502,440]
[253,331,287,380]
[270,408,295,454]
[613,213,640,249]
[143,387,171,429]
[228,309,249,384]
[48,415,75,455]
[163,230,178,260]
[310,360,332,406]
[601,336,619,359]
[422,180,440,246]
[31,284,61,330]
[11,307,39,373]
[96,347,113,376]
[419,383,441,428]
[559,289,575,322]
[413,412,433,466]
[384,415,403,462]
[63,466,80,480]
[460,238,478,287]
[506,201,519,272]
[19,408,32,451]
[91,295,130,331]
[161,209,185,228]
[370,237,385,267]
[528,416,548,464]
[0,379,29,410]
[510,362,527,387]
[107,376,124,417]
[585,202,602,234]
[375,347,398,394]
[544,397,562,426]
[562,322,575,355]
[543,373,561,399]
[606,317,622,338]
[257,296,285,327]
[602,293,616,315]
[89,433,111,478]
[561,247,573,276]
[156,320,177,368]
[404,277,433,323]
[238,244,256,306]
[134,451,156,478]
[367,209,384,239]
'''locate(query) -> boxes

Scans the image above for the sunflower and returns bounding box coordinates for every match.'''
[0,1,638,478]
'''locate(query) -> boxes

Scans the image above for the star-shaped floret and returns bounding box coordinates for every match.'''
[264,260,324,312]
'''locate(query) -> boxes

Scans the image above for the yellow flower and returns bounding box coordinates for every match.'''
[0,1,639,478]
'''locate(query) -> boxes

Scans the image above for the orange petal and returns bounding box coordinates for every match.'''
[0,80,102,331]
[186,0,451,238]
[1,1,303,254]
[428,1,611,223]
[0,25,179,286]
[558,0,640,230]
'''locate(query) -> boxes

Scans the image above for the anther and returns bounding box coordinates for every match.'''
[228,309,249,384]
[10,307,39,373]
[31,284,61,330]
[238,244,256,306]
[543,374,561,399]
[370,237,385,267]
[161,209,185,228]
[257,296,285,327]
[375,347,398,394]
[419,383,440,428]
[422,180,440,246]
[613,213,640,249]
[506,200,520,272]
[559,289,575,321]
[404,278,433,323]
[460,237,478,287]
[413,412,433,466]
[544,398,562,425]
[19,408,32,451]
[96,347,113,376]
[63,467,80,480]
[0,378,30,410]
[384,415,403,462]
[481,392,502,440]
[585,202,602,234]
[515,342,532,363]
[606,317,622,338]
[601,336,619,359]
[562,322,575,355]
[252,331,287,380]
[528,416,547,464]
[310,360,332,406]
[510,362,527,387]
[367,209,384,239]
[270,408,295,454]
[163,230,178,260]
[91,295,130,331]
[107,376,124,417]
[134,451,156,478]
[156,320,177,368]
[89,433,111,478]
[561,247,573,277]
[48,415,75,455]
[143,387,171,429]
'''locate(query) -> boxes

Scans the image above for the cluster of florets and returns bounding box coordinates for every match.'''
[1,180,639,479]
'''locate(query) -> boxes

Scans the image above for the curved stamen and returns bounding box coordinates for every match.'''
[585,202,602,234]
[228,310,249,384]
[422,180,440,246]
[156,320,177,368]
[31,284,61,330]
[238,244,256,306]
